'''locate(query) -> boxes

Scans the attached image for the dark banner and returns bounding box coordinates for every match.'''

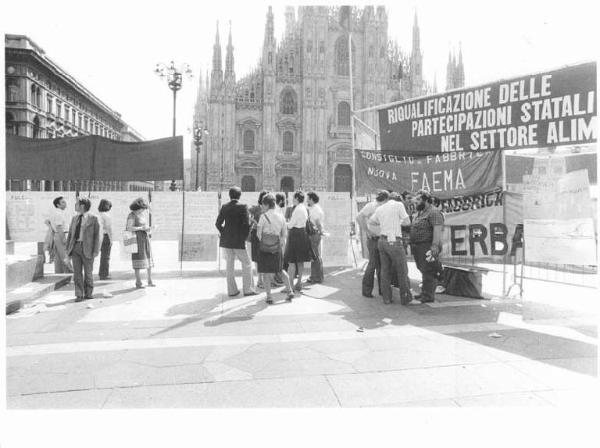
[355,149,502,199]
[378,62,597,154]
[6,135,183,181]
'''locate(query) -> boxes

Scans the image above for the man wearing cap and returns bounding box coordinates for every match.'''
[368,190,412,305]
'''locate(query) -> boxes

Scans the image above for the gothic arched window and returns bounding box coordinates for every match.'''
[335,35,355,76]
[337,101,351,126]
[280,88,297,115]
[243,129,255,153]
[282,131,294,153]
[32,115,41,138]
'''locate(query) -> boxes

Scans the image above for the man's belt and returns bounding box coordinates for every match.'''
[380,235,403,242]
[369,236,380,240]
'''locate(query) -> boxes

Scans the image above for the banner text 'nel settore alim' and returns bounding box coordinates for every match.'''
[378,62,597,154]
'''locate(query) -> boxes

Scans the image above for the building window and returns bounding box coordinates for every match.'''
[337,101,351,126]
[369,45,374,58]
[6,112,18,136]
[7,80,19,102]
[37,87,42,108]
[335,35,355,76]
[65,107,70,123]
[46,95,53,114]
[241,175,256,192]
[268,52,272,64]
[32,115,41,138]
[79,115,83,129]
[306,40,312,53]
[282,130,294,153]
[243,129,255,153]
[380,46,386,58]
[319,41,325,54]
[280,176,295,192]
[31,84,37,106]
[280,88,297,115]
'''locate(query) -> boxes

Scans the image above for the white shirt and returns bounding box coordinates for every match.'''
[49,207,68,232]
[358,201,380,236]
[307,203,324,232]
[368,200,409,241]
[257,209,287,240]
[99,211,113,242]
[287,203,308,229]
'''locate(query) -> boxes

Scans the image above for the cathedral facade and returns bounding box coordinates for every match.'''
[193,6,459,193]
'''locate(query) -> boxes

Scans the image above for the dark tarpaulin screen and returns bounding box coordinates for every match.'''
[6,135,184,181]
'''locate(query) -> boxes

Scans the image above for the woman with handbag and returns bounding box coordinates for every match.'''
[257,193,294,304]
[126,197,155,289]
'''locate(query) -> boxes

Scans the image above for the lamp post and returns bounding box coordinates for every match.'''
[154,61,193,191]
[192,121,209,190]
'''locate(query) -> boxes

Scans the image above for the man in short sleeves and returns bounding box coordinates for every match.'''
[410,190,444,303]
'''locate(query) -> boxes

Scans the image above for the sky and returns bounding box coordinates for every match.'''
[2,0,598,157]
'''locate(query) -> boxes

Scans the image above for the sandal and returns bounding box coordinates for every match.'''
[135,283,145,289]
[266,297,274,305]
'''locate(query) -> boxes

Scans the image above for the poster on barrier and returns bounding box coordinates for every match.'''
[150,191,183,240]
[182,192,219,261]
[6,191,77,242]
[524,218,596,265]
[320,192,352,267]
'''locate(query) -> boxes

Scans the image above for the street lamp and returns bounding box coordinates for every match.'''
[154,60,193,191]
[192,121,209,191]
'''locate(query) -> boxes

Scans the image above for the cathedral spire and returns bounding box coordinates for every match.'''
[412,10,420,54]
[264,6,275,45]
[456,42,465,87]
[211,22,223,93]
[225,21,235,79]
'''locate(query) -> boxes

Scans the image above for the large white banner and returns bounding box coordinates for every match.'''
[6,191,77,242]
[321,192,352,267]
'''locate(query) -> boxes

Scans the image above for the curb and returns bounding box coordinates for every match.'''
[6,274,72,315]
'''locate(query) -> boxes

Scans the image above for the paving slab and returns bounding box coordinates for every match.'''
[8,389,113,409]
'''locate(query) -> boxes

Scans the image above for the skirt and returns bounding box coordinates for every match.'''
[257,248,283,274]
[284,227,313,264]
[132,231,154,269]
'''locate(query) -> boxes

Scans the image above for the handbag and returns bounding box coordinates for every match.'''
[305,208,318,236]
[259,214,281,254]
[122,231,138,254]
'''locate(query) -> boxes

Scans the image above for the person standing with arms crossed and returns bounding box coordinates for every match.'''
[306,191,325,284]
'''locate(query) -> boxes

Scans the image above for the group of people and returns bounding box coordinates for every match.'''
[215,186,324,304]
[43,186,443,306]
[44,195,155,301]
[357,189,444,304]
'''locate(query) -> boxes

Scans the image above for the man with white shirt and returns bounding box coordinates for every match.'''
[46,196,73,273]
[306,191,325,284]
[368,190,412,305]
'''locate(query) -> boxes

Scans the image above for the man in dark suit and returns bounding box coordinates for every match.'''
[215,186,256,296]
[66,197,101,302]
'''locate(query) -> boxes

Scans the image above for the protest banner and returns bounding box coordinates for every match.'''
[321,192,352,266]
[378,62,596,154]
[355,148,502,198]
[438,190,521,261]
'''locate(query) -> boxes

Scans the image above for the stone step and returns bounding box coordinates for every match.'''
[6,254,45,290]
[6,274,71,315]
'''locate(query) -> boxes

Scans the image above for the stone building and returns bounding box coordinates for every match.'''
[5,34,152,191]
[192,6,447,192]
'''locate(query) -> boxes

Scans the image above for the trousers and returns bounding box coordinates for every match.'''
[362,237,381,296]
[99,234,112,279]
[224,247,255,295]
[378,238,410,304]
[309,233,323,282]
[71,242,94,298]
[411,242,438,301]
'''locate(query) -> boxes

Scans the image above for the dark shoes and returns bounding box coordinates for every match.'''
[244,291,258,296]
[306,278,322,284]
[362,293,374,298]
[135,283,145,289]
[75,296,84,302]
[228,291,240,297]
[414,294,434,303]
